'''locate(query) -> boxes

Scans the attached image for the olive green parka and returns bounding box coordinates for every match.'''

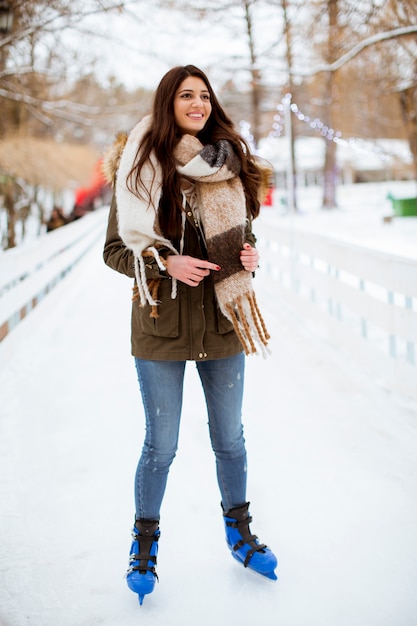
[103,192,257,361]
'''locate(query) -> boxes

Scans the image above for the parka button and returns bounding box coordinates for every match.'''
[198,352,203,358]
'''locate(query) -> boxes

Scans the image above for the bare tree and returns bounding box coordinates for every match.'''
[243,0,263,147]
[0,0,134,248]
[322,0,339,208]
[400,73,417,181]
[288,0,417,206]
[381,1,417,185]
[0,0,128,137]
[281,0,298,211]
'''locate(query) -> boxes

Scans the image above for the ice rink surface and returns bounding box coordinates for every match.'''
[1,191,417,626]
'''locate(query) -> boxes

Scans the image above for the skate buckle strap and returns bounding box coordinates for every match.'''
[131,529,160,541]
[129,553,157,566]
[226,512,253,528]
[226,515,268,568]
[127,555,159,578]
[126,566,159,581]
[128,528,160,577]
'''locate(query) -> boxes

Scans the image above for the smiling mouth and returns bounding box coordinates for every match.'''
[187,113,203,119]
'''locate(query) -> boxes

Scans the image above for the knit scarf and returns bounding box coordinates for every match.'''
[115,115,270,356]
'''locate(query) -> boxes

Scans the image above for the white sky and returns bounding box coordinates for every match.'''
[74,2,283,91]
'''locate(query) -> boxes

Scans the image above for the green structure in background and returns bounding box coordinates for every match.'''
[388,193,417,217]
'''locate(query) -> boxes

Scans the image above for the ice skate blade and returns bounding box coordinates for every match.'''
[245,564,278,582]
[230,551,278,581]
[259,569,278,581]
[127,573,157,606]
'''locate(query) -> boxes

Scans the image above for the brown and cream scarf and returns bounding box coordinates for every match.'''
[115,115,270,356]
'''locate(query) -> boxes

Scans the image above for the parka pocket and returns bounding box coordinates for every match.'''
[137,280,180,338]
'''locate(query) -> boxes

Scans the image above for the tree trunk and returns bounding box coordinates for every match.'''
[5,191,16,249]
[244,0,262,148]
[322,0,339,209]
[282,0,298,211]
[399,83,417,186]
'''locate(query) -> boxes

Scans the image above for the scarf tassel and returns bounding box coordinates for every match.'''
[132,249,178,310]
[225,291,271,357]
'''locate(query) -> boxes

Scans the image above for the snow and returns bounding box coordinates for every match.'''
[1,185,417,626]
[271,180,417,258]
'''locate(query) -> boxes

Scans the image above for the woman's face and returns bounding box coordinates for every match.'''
[173,76,212,136]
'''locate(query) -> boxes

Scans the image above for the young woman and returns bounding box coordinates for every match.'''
[103,64,277,605]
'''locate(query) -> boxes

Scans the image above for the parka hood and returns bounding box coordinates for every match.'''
[102,131,128,186]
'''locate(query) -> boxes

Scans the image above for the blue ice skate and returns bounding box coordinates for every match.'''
[223,502,278,580]
[126,519,160,605]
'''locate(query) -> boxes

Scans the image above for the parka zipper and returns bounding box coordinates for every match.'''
[184,208,208,359]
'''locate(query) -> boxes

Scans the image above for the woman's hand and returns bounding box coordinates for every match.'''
[240,243,259,272]
[166,255,221,287]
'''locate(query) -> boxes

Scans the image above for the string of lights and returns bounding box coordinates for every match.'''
[243,93,397,163]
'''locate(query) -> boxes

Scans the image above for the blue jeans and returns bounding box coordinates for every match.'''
[134,353,247,520]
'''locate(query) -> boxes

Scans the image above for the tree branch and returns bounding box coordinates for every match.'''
[293,25,417,76]
[0,2,125,49]
[0,86,149,125]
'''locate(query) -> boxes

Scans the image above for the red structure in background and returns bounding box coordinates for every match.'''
[262,186,274,207]
[71,159,111,220]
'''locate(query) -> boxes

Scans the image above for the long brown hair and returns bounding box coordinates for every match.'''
[127,65,261,245]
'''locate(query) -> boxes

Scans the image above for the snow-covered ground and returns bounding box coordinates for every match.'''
[275,179,417,258]
[1,183,417,626]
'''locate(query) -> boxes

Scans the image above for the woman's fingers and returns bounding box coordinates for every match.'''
[166,255,221,286]
[166,247,259,283]
[240,243,259,272]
